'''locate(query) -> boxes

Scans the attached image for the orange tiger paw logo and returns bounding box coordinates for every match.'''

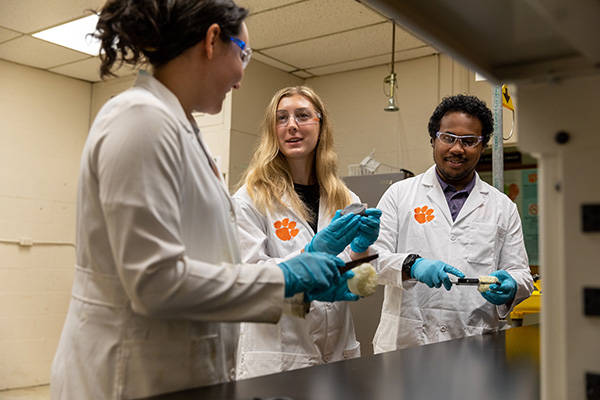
[274,218,299,241]
[414,206,435,224]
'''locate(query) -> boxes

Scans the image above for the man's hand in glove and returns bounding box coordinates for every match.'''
[481,270,517,305]
[411,258,464,291]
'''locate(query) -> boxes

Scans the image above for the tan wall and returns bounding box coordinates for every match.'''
[0,59,90,389]
[229,60,303,191]
[307,54,518,178]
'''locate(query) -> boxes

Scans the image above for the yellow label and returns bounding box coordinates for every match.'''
[502,84,515,111]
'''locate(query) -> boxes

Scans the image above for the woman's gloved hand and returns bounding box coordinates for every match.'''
[278,252,344,298]
[304,271,360,303]
[481,270,518,305]
[411,258,465,291]
[304,211,361,255]
[350,208,382,253]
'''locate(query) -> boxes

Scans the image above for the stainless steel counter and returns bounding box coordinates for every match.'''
[140,324,540,400]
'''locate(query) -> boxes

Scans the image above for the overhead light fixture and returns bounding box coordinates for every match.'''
[383,22,399,112]
[33,14,101,56]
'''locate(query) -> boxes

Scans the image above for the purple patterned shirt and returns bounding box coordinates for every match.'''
[435,171,476,221]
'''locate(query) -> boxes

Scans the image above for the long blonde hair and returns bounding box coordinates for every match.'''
[240,86,352,223]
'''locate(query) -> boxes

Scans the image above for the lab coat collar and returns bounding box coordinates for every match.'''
[422,166,489,225]
[423,166,453,225]
[454,174,488,224]
[135,71,194,135]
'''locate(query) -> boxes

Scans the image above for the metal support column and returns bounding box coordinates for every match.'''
[492,85,504,192]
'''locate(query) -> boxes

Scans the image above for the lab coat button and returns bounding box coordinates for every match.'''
[450,235,456,241]
[229,367,236,380]
[326,303,332,309]
[440,325,447,333]
[324,355,332,363]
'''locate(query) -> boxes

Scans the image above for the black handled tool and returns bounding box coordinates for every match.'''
[339,254,378,274]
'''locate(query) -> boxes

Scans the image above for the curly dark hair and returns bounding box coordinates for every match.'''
[427,94,494,146]
[92,0,249,79]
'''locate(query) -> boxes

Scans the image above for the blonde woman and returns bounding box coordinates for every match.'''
[233,86,381,379]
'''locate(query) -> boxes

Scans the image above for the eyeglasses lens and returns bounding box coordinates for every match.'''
[241,47,252,69]
[438,132,480,148]
[276,110,320,126]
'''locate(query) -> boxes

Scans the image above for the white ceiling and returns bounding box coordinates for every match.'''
[0,0,438,83]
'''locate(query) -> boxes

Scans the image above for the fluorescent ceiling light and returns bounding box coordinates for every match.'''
[33,14,100,56]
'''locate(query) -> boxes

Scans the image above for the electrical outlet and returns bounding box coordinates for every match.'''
[19,238,33,246]
[587,373,600,400]
[582,204,600,232]
[584,288,600,316]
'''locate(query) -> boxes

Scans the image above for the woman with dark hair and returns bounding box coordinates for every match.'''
[233,86,382,378]
[50,2,351,398]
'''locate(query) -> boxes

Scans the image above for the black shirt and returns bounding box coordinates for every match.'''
[294,183,320,233]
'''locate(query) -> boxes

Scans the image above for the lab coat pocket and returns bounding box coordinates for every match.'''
[237,351,285,380]
[117,335,219,400]
[466,222,496,265]
[281,351,317,372]
[342,340,361,360]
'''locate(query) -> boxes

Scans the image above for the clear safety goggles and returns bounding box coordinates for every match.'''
[276,108,322,127]
[229,36,252,69]
[436,131,483,148]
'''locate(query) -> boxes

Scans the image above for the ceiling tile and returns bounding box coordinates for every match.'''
[0,36,90,69]
[247,0,385,49]
[251,52,297,72]
[292,70,315,79]
[49,57,139,82]
[49,57,103,82]
[0,0,102,33]
[0,27,21,43]
[262,22,426,70]
[306,46,437,76]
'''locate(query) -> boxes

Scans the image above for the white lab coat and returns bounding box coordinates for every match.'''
[373,166,533,353]
[50,72,285,400]
[233,185,362,379]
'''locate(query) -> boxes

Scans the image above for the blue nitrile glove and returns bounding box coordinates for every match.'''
[411,258,465,291]
[481,270,518,305]
[304,211,361,255]
[278,252,344,298]
[305,271,360,303]
[350,208,382,253]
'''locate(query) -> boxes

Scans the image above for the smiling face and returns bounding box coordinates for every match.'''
[275,94,321,166]
[432,111,486,190]
[201,23,248,115]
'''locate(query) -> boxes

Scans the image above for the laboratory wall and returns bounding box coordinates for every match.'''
[229,60,303,190]
[0,59,90,389]
[306,53,518,178]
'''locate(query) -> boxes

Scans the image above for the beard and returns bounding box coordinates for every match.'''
[437,163,475,183]
[434,152,477,186]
